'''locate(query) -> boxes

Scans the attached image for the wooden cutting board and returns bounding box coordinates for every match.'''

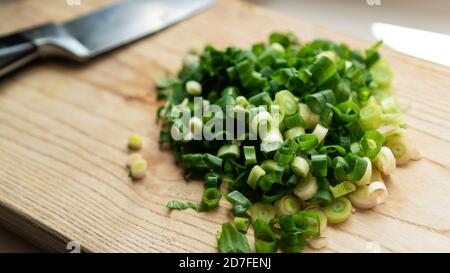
[1,0,450,253]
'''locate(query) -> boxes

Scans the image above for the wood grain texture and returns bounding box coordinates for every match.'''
[0,0,450,252]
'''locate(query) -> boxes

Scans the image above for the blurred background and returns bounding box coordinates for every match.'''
[0,0,449,252]
[247,0,450,39]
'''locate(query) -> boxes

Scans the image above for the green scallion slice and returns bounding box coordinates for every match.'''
[324,197,352,224]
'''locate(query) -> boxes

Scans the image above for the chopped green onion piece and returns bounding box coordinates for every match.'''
[324,197,352,224]
[270,42,285,53]
[222,174,234,185]
[319,145,346,157]
[309,236,328,249]
[360,130,385,159]
[279,211,321,238]
[204,172,221,188]
[347,120,365,141]
[374,146,396,175]
[312,123,329,144]
[262,191,286,203]
[320,103,333,126]
[188,116,203,136]
[217,223,250,253]
[274,195,301,216]
[251,110,273,138]
[365,40,382,68]
[296,211,322,237]
[221,86,239,98]
[185,80,202,96]
[308,56,337,86]
[370,59,393,88]
[295,133,319,150]
[293,174,318,201]
[350,142,365,157]
[305,89,336,114]
[247,165,266,189]
[202,188,222,208]
[332,100,360,122]
[330,181,356,198]
[317,50,338,63]
[305,208,327,236]
[216,95,235,111]
[166,200,199,211]
[381,113,403,125]
[269,31,298,47]
[270,104,284,128]
[217,144,240,159]
[332,156,349,181]
[251,202,275,224]
[359,103,382,131]
[283,127,305,140]
[380,97,400,113]
[128,133,143,150]
[260,130,284,152]
[284,138,299,151]
[290,156,309,177]
[348,157,372,186]
[283,114,303,129]
[126,153,141,168]
[223,161,233,174]
[243,146,257,165]
[203,153,223,172]
[234,217,250,233]
[260,160,281,172]
[274,90,299,116]
[235,95,249,107]
[299,103,320,129]
[248,92,272,106]
[130,159,147,180]
[274,146,296,164]
[258,173,278,193]
[335,79,351,103]
[225,190,252,215]
[280,232,305,253]
[254,219,279,253]
[309,177,333,205]
[231,104,248,119]
[181,153,207,168]
[383,128,412,165]
[348,181,388,209]
[310,154,328,177]
[259,163,285,188]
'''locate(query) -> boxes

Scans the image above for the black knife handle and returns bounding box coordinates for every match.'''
[0,32,38,78]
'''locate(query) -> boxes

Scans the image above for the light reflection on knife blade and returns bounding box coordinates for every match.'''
[372,22,450,67]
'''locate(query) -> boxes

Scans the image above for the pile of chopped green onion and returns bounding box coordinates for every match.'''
[156,31,420,253]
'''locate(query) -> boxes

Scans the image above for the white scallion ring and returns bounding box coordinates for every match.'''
[374,146,396,175]
[348,181,388,209]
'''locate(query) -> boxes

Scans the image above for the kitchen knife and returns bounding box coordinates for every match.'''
[372,22,450,67]
[0,0,215,78]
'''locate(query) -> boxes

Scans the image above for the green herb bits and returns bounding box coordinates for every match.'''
[156,31,420,253]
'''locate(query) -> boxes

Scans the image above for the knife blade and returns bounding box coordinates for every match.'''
[0,0,215,77]
[372,22,450,67]
[63,0,215,57]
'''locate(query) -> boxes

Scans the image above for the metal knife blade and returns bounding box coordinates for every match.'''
[64,0,215,57]
[372,22,450,67]
[0,0,215,77]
